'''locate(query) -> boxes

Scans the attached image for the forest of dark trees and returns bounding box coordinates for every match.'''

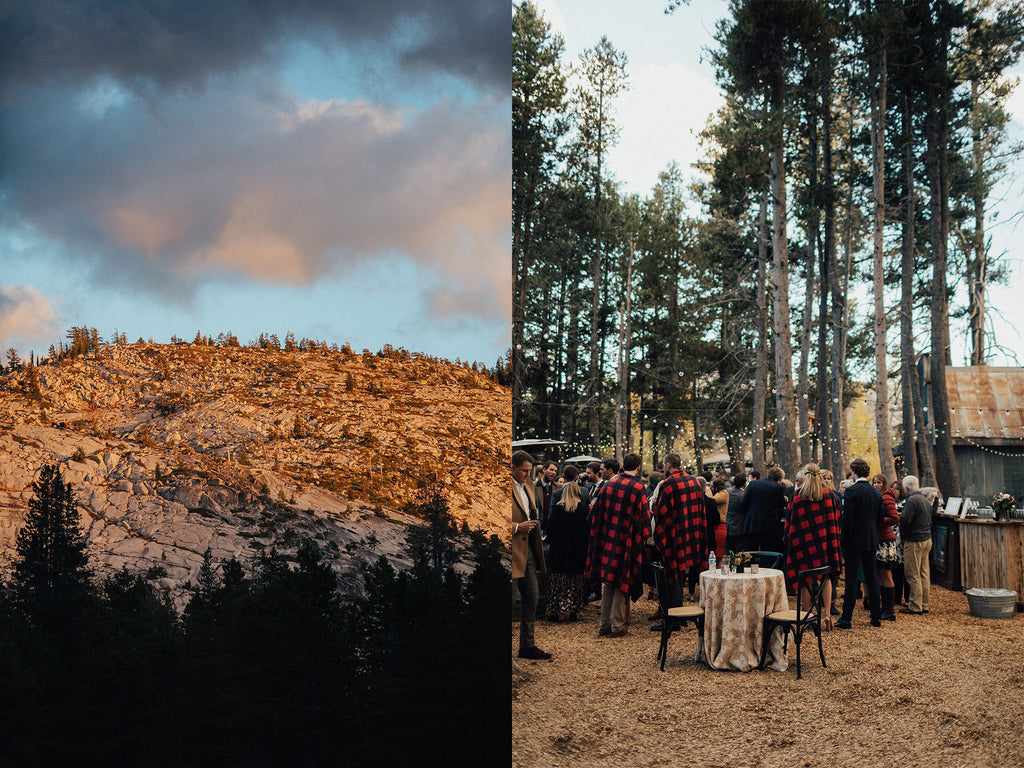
[513,0,1024,496]
[0,467,508,767]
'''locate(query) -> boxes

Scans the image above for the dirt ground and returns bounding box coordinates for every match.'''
[512,583,1024,768]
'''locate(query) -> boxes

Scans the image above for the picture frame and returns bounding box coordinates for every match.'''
[945,497,962,518]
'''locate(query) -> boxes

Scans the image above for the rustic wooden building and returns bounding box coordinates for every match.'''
[921,363,1024,502]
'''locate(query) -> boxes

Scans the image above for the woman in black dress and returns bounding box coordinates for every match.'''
[544,465,591,622]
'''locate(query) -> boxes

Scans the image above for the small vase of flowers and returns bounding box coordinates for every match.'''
[992,492,1016,522]
[731,551,752,573]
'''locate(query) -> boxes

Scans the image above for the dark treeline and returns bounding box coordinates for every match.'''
[513,0,1024,492]
[0,467,509,766]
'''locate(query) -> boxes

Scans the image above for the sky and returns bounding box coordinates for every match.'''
[536,0,1024,368]
[0,1,510,366]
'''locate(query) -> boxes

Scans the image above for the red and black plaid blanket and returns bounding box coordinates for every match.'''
[653,469,707,579]
[783,492,843,588]
[586,473,651,595]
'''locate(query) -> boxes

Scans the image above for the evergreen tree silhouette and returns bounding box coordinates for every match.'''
[12,464,93,623]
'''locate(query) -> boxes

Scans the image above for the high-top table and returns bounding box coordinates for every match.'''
[698,567,789,672]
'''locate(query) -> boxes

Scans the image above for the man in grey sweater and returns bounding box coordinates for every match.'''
[899,475,933,615]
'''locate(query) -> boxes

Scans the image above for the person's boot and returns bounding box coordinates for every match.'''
[880,586,896,621]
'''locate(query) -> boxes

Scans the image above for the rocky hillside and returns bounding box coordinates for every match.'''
[0,342,510,603]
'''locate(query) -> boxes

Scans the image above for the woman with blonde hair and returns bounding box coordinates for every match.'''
[783,463,843,626]
[544,465,591,622]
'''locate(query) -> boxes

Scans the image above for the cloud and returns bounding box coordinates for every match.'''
[0,76,511,320]
[0,0,509,93]
[0,285,61,352]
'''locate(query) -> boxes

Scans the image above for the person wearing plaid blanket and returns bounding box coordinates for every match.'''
[586,452,651,638]
[783,463,843,624]
[653,454,707,607]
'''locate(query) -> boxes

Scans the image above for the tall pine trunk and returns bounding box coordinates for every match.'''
[967,80,987,366]
[798,150,817,467]
[769,112,799,473]
[827,64,847,479]
[899,92,920,479]
[752,188,769,476]
[511,178,535,433]
[927,75,961,497]
[911,358,937,487]
[870,40,895,480]
[587,116,606,453]
[614,236,634,461]
[588,231,602,453]
[816,60,834,472]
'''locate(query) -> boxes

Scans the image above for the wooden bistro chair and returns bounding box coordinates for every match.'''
[758,565,830,679]
[651,562,704,672]
[746,551,783,570]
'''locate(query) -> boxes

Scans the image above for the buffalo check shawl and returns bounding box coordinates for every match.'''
[586,473,651,596]
[653,469,706,580]
[783,492,843,588]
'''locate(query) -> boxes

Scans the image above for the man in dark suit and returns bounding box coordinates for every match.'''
[737,466,787,553]
[533,460,557,531]
[588,457,619,511]
[835,457,882,629]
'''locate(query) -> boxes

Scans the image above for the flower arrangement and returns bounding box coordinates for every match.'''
[728,551,752,571]
[992,492,1016,521]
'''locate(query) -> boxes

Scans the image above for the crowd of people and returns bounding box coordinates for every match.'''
[512,450,940,660]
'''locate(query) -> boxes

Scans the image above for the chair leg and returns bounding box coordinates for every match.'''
[758,621,772,670]
[794,627,802,680]
[659,624,670,671]
[816,623,826,668]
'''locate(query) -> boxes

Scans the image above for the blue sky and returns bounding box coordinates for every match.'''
[539,0,1024,367]
[0,1,510,367]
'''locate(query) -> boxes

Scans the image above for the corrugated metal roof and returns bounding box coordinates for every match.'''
[946,367,1024,442]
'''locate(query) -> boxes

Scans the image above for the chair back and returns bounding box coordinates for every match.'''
[796,566,831,622]
[747,551,783,570]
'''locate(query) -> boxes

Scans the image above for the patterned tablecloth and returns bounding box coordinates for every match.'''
[698,567,790,672]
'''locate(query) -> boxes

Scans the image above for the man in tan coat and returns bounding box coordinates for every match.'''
[512,450,551,660]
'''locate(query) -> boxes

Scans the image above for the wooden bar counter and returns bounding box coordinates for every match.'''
[955,516,1024,609]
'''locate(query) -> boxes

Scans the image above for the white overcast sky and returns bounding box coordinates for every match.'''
[538,0,1024,368]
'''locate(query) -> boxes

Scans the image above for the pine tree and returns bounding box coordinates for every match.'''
[12,464,93,618]
[405,485,459,573]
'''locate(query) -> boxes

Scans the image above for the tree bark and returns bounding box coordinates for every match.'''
[752,188,769,477]
[827,63,846,480]
[911,357,936,487]
[926,29,961,497]
[816,59,833,473]
[899,92,919,480]
[870,38,895,481]
[769,113,799,474]
[614,235,634,461]
[967,80,987,366]
[798,205,816,466]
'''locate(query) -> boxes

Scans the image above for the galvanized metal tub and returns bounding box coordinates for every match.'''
[965,588,1017,619]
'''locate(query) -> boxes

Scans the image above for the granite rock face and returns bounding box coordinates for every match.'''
[0,342,511,604]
